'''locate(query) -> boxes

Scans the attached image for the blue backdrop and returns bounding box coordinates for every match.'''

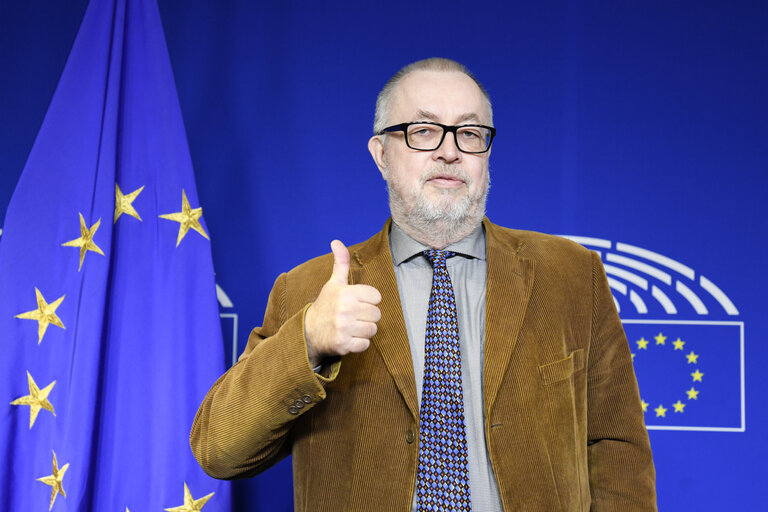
[2,1,766,510]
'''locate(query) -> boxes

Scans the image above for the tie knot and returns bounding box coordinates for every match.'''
[423,249,455,268]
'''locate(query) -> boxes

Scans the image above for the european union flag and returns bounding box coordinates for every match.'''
[0,0,231,509]
[624,320,744,432]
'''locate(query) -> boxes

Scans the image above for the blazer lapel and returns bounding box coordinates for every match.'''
[482,218,535,414]
[350,220,419,421]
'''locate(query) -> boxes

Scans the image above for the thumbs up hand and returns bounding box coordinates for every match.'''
[304,240,382,367]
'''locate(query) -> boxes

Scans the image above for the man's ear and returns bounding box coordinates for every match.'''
[368,135,387,177]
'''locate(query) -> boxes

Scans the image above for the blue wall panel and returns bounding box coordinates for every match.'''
[2,1,766,509]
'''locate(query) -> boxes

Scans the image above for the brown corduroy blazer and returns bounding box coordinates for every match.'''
[190,218,657,511]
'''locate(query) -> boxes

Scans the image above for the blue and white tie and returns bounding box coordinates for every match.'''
[417,249,472,512]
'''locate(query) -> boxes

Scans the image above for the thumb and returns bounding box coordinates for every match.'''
[329,239,350,284]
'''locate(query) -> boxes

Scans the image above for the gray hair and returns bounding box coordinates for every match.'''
[373,57,493,135]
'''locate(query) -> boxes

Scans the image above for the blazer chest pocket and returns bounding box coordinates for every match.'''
[538,349,585,385]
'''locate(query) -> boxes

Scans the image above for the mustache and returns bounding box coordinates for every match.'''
[419,165,471,185]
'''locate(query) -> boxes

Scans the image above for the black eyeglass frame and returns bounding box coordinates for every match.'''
[378,122,496,154]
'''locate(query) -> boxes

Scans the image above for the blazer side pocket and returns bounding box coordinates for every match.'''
[538,349,585,385]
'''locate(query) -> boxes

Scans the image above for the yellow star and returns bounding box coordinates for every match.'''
[159,190,210,247]
[691,369,704,382]
[61,213,105,271]
[686,351,699,364]
[640,399,649,412]
[37,450,69,511]
[686,387,700,400]
[631,352,636,361]
[636,337,649,350]
[654,332,667,345]
[673,338,685,350]
[164,482,214,512]
[654,404,667,417]
[673,400,686,413]
[115,183,144,223]
[10,371,55,428]
[15,287,65,344]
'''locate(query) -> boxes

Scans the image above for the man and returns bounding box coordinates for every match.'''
[191,58,657,511]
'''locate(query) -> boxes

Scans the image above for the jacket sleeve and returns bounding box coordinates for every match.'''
[189,272,340,479]
[586,251,658,510]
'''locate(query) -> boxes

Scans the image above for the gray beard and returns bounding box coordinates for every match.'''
[384,164,489,249]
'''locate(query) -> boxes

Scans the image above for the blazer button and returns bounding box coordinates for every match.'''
[302,395,313,404]
[406,428,415,444]
[288,406,299,415]
[294,400,305,409]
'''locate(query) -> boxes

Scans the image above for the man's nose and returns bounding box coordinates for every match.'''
[433,130,461,163]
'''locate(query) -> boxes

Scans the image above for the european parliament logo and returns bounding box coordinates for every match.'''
[216,284,241,367]
[564,236,744,433]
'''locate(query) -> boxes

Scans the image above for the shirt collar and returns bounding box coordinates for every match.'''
[389,220,486,266]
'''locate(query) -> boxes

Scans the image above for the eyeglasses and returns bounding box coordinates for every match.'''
[378,122,496,154]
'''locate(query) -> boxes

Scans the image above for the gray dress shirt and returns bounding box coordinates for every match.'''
[389,222,503,512]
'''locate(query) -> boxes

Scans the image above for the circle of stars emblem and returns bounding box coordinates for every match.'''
[633,332,704,418]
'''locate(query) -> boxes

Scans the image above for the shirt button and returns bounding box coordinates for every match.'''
[302,395,313,404]
[406,428,415,444]
[288,406,299,415]
[294,400,305,409]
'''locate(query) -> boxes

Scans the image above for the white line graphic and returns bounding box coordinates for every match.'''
[220,313,240,367]
[629,290,648,314]
[217,283,240,366]
[604,264,649,290]
[676,280,708,315]
[616,242,695,280]
[606,253,672,285]
[651,286,677,314]
[607,277,627,295]
[700,275,739,315]
[562,235,612,248]
[216,283,234,308]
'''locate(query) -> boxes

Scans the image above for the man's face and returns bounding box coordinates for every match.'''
[368,70,491,240]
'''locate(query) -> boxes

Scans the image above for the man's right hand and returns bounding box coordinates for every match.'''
[304,240,382,368]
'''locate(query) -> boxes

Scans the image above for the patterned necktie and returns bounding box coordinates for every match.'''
[417,249,472,511]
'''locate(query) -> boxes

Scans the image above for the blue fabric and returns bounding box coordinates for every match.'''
[417,250,472,511]
[0,0,231,509]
